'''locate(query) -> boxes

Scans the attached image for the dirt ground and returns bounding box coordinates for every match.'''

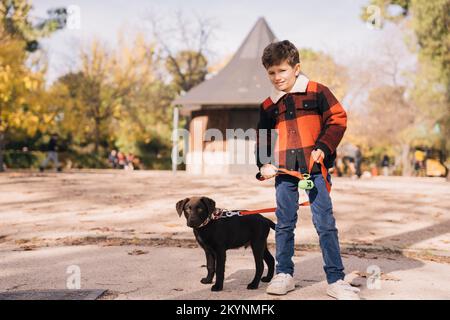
[0,170,449,300]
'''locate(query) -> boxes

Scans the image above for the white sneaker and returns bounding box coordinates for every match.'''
[327,279,361,300]
[266,273,295,295]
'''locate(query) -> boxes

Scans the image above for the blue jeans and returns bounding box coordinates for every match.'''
[274,172,345,284]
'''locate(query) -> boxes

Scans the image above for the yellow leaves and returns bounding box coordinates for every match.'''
[12,115,22,127]
[22,75,43,92]
[43,114,53,124]
[0,35,50,135]
[4,110,40,136]
[299,49,348,102]
[0,93,9,103]
[26,115,39,136]
[0,65,12,82]
[23,76,33,90]
[0,65,14,97]
[7,108,38,134]
[112,104,122,118]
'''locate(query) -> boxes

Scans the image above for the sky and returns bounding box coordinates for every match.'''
[31,0,414,83]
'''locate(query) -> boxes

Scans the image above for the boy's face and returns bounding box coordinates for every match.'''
[266,60,300,92]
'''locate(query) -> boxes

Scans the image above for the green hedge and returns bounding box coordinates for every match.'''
[3,150,44,169]
[2,149,172,170]
[3,150,109,169]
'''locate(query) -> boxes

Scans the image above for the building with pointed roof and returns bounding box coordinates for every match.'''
[172,17,277,174]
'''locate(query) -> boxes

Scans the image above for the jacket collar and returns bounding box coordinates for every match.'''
[269,72,310,104]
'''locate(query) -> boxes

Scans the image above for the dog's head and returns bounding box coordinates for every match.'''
[176,196,216,228]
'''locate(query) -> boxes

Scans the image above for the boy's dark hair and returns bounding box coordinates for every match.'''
[261,40,300,69]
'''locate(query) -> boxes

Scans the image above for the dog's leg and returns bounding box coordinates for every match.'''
[201,249,215,284]
[247,242,265,289]
[261,244,275,282]
[211,249,226,292]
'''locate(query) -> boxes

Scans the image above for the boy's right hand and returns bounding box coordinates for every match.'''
[260,164,277,179]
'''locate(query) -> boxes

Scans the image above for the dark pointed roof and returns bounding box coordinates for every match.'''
[173,17,277,111]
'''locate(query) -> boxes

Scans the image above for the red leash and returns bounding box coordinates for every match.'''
[240,157,330,216]
[239,202,310,216]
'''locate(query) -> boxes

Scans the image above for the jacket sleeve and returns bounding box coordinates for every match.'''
[255,104,274,169]
[314,85,347,157]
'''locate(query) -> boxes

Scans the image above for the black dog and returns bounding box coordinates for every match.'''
[176,196,275,291]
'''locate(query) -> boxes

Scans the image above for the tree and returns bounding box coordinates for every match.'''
[0,0,63,50]
[54,33,176,162]
[54,71,98,148]
[362,0,449,89]
[0,0,65,171]
[299,49,349,101]
[145,10,216,94]
[364,86,420,175]
[109,34,176,159]
[165,50,208,93]
[362,0,450,177]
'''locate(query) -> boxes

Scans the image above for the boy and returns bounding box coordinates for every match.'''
[256,40,360,300]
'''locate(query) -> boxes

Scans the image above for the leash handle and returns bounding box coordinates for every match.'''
[256,157,331,193]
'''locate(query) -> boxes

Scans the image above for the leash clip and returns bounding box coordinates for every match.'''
[223,210,241,218]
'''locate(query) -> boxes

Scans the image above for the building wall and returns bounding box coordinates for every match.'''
[186,107,259,175]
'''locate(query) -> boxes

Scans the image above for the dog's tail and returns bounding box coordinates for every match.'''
[265,217,276,230]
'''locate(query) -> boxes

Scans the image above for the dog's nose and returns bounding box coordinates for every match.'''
[187,217,202,227]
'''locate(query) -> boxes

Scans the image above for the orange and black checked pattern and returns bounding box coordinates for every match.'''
[256,81,347,174]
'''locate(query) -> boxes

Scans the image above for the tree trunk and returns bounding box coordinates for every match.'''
[401,143,411,176]
[94,117,100,155]
[0,130,4,172]
[0,106,3,172]
[441,136,449,182]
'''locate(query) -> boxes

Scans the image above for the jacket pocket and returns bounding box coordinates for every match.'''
[299,99,319,111]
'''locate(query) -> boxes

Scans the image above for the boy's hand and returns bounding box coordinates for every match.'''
[311,149,325,163]
[260,164,277,179]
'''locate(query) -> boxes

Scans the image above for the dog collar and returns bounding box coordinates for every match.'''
[196,208,241,228]
[197,216,212,228]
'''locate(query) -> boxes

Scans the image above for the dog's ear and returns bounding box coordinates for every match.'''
[200,197,216,214]
[176,198,190,217]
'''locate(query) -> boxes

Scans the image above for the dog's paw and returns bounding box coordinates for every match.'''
[211,284,223,292]
[201,277,213,284]
[247,282,259,290]
[261,276,273,283]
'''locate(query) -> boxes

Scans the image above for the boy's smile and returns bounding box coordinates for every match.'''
[266,60,300,93]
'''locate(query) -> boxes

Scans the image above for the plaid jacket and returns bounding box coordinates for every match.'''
[255,73,347,174]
